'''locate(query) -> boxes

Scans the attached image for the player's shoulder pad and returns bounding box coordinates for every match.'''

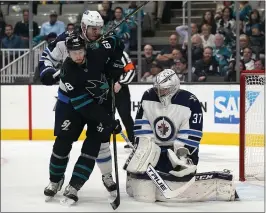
[172,89,200,107]
[142,88,160,103]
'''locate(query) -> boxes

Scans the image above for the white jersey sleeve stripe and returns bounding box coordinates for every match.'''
[134,119,150,125]
[178,129,203,138]
[134,129,153,136]
[176,137,200,148]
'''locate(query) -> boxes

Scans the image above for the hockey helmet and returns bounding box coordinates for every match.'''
[154,69,180,107]
[65,34,85,51]
[81,10,103,41]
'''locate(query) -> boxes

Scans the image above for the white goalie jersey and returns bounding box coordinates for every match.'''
[134,88,203,159]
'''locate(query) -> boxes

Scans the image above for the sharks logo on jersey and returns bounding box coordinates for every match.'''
[85,74,109,104]
[154,116,175,142]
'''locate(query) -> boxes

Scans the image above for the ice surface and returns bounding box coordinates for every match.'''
[1,142,264,212]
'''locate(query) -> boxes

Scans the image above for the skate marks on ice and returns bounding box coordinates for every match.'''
[1,142,264,212]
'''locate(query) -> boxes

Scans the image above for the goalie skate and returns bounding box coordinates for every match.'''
[102,173,117,197]
[44,177,64,202]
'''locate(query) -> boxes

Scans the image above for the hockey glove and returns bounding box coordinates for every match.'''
[40,67,59,85]
[111,119,122,135]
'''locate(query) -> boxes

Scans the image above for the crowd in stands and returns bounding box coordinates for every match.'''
[0,1,265,83]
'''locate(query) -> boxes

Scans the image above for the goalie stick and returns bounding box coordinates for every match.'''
[52,1,150,79]
[120,132,196,199]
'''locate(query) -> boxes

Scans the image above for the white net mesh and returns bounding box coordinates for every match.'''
[244,73,265,181]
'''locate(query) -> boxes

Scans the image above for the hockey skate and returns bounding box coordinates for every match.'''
[102,173,117,197]
[44,177,64,202]
[60,184,78,206]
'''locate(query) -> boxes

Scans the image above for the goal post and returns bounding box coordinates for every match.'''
[239,70,265,181]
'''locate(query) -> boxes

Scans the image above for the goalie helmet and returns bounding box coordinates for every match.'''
[154,69,180,107]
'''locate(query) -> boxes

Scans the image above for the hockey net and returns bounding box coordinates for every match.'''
[239,70,265,182]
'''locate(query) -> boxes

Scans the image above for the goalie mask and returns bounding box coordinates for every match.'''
[154,69,180,107]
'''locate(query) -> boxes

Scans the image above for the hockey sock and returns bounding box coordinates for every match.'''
[69,153,96,190]
[49,152,69,183]
[96,142,112,175]
[49,137,72,183]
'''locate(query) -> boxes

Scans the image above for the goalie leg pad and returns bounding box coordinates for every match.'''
[127,173,156,202]
[156,171,236,202]
[125,137,161,174]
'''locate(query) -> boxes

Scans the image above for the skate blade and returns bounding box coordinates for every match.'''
[60,197,76,206]
[45,196,54,202]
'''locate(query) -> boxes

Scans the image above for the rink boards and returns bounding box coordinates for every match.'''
[1,84,264,146]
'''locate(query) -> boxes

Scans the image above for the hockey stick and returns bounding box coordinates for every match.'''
[110,80,120,210]
[120,132,196,199]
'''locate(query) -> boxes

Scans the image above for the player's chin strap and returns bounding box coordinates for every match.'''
[120,132,196,199]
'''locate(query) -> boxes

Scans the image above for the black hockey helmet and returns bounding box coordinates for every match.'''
[65,34,85,51]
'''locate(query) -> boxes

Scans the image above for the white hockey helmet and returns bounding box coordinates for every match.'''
[81,10,104,40]
[154,69,180,107]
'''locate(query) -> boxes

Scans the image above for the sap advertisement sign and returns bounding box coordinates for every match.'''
[214,91,240,124]
[214,90,260,124]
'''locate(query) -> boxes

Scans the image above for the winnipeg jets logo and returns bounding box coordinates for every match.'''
[158,123,169,136]
[154,116,175,142]
[189,95,197,102]
[85,74,109,104]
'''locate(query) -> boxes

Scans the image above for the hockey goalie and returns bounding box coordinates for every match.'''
[124,69,238,203]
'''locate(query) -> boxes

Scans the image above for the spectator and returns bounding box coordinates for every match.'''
[216,7,236,35]
[254,59,265,70]
[39,10,65,36]
[231,34,256,60]
[249,24,265,59]
[213,33,232,76]
[172,57,198,82]
[242,47,255,70]
[245,9,263,36]
[156,34,180,64]
[239,1,252,22]
[66,23,75,33]
[199,10,217,35]
[0,9,5,41]
[98,1,114,25]
[200,24,215,48]
[224,60,246,82]
[215,1,235,20]
[193,47,220,81]
[141,44,157,78]
[176,23,199,49]
[1,24,24,49]
[124,1,144,50]
[105,7,130,53]
[166,48,183,69]
[141,60,163,82]
[189,34,204,63]
[14,9,39,48]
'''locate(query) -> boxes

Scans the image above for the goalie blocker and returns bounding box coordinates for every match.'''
[124,137,238,203]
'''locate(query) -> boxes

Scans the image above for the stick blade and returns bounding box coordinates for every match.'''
[110,194,120,210]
